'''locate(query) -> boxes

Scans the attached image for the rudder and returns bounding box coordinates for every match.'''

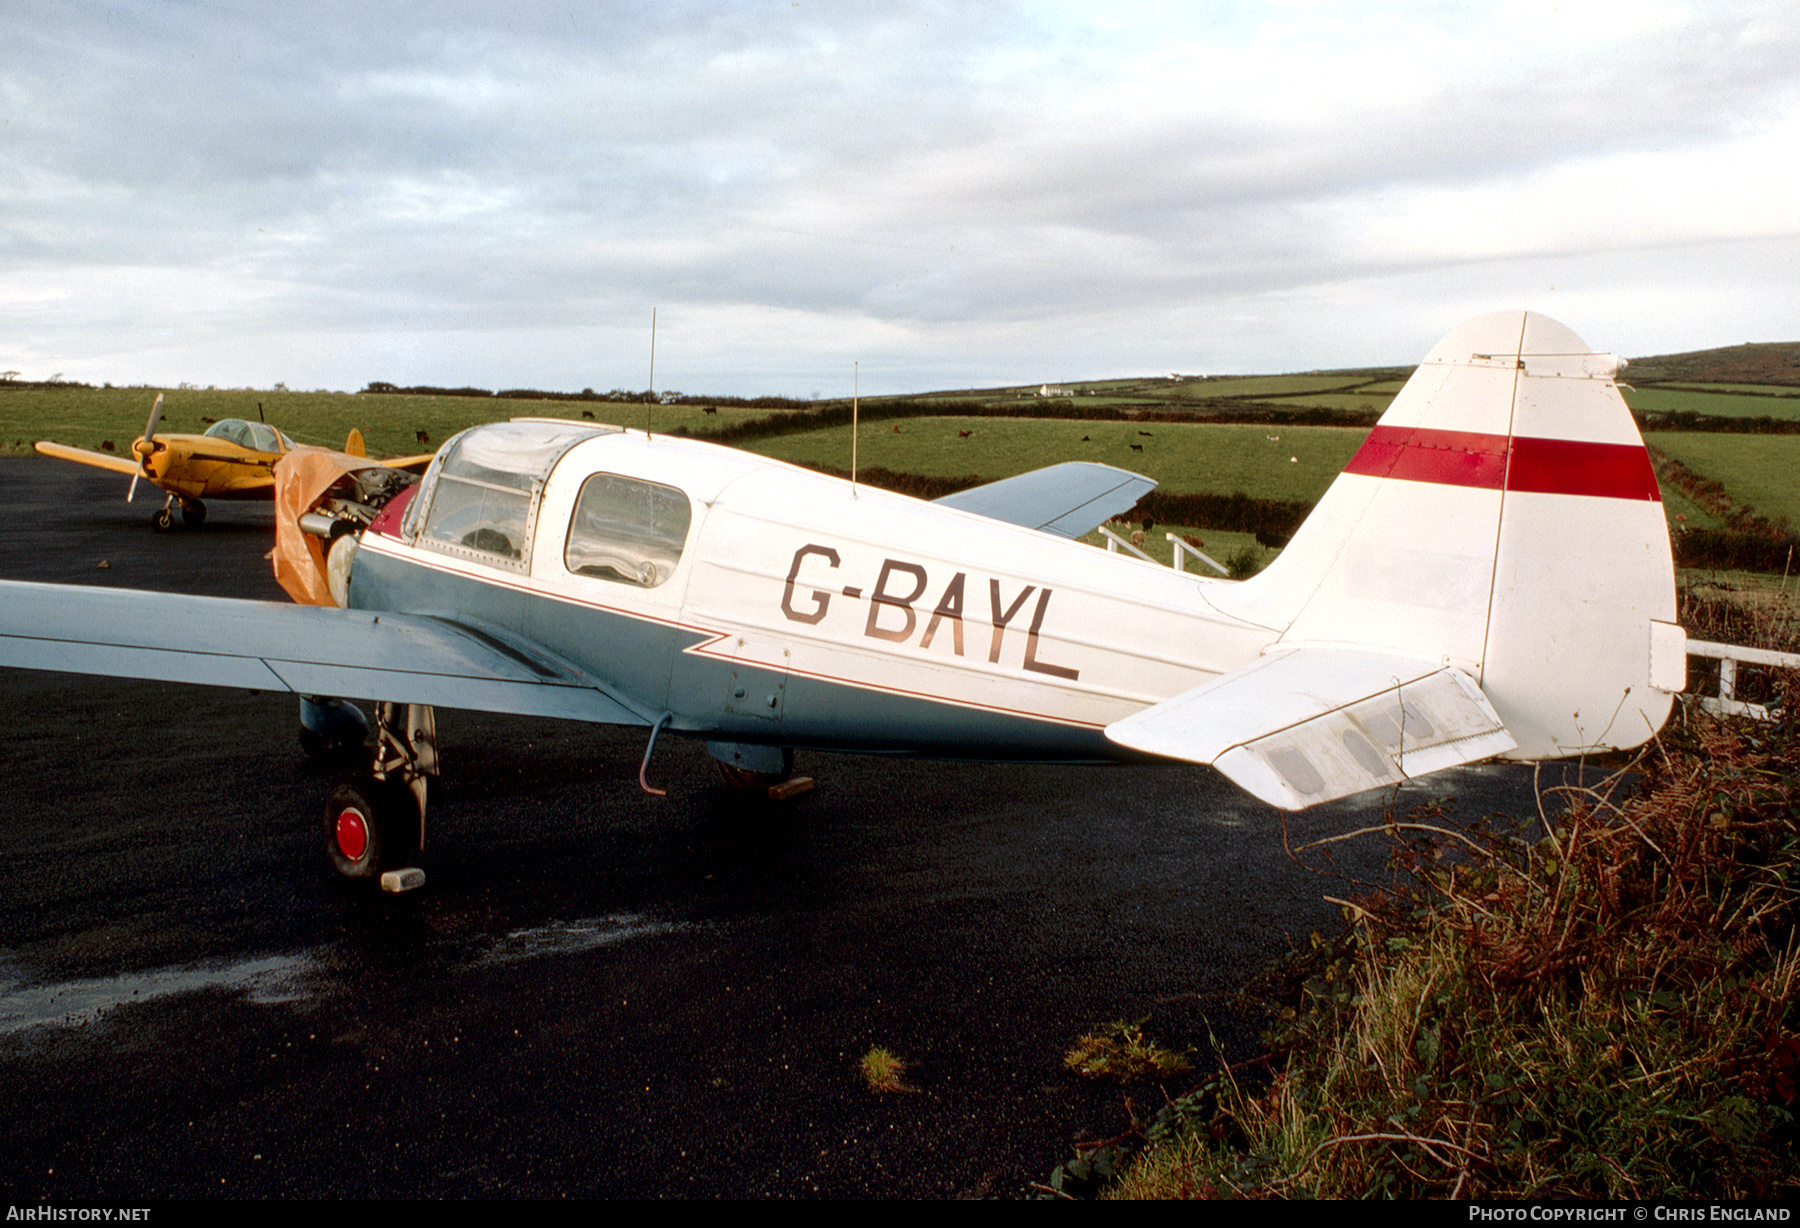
[1206,310,1682,760]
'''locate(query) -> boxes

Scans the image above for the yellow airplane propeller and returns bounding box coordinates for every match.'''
[126,393,164,504]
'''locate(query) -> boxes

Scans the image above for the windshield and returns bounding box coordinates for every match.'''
[408,418,617,571]
[203,419,293,452]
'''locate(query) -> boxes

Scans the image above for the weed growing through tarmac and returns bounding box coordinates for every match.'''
[859,1046,909,1093]
[1064,1018,1192,1084]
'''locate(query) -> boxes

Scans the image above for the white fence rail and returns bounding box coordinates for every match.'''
[1166,532,1230,577]
[1097,525,1232,577]
[1687,638,1800,720]
[1097,524,1159,565]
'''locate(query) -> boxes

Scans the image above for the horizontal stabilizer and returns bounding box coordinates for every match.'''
[934,462,1155,539]
[0,581,652,728]
[1104,649,1517,809]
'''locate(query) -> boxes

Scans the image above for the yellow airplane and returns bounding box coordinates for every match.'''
[35,394,377,531]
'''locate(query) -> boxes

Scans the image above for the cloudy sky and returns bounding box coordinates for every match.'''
[5,1,1797,396]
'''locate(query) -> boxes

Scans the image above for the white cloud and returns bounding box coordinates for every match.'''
[2,0,1797,392]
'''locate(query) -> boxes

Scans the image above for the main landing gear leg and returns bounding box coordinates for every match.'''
[323,702,437,893]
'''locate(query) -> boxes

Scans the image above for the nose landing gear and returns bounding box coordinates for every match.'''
[150,496,206,531]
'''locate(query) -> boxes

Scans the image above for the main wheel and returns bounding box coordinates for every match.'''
[179,499,206,528]
[324,779,415,880]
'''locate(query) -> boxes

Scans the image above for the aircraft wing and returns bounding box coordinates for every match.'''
[1104,648,1517,809]
[0,580,653,727]
[933,462,1155,539]
[34,441,143,478]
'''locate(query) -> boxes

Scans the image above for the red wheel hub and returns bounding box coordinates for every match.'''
[335,808,369,860]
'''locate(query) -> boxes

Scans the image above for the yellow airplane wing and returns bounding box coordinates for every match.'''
[343,427,433,472]
[34,441,143,479]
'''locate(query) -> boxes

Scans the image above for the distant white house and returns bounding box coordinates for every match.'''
[1038,384,1075,398]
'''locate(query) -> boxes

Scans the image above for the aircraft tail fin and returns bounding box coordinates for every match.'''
[344,428,366,457]
[1199,310,1684,768]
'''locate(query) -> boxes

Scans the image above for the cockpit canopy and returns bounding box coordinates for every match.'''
[202,419,294,453]
[405,419,620,572]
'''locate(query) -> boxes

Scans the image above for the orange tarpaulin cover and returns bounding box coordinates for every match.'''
[272,448,375,607]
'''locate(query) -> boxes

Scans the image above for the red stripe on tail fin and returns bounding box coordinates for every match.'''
[1346,426,1659,501]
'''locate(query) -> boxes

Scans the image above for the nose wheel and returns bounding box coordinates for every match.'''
[150,497,206,531]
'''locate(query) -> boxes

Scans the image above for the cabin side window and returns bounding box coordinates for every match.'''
[564,473,692,588]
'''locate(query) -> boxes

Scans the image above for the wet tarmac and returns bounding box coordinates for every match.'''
[0,457,1556,1198]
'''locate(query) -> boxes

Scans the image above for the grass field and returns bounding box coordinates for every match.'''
[859,371,1410,415]
[739,416,1367,500]
[1159,373,1382,399]
[1655,480,1726,531]
[8,385,1790,573]
[1646,431,1800,528]
[0,386,775,460]
[1248,392,1393,414]
[1624,386,1800,421]
[8,386,1371,505]
[1646,382,1800,398]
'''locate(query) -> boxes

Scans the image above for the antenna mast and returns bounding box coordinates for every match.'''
[647,307,657,437]
[851,361,859,497]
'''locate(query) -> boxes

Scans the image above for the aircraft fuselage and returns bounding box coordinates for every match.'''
[347,428,1273,762]
[135,433,282,501]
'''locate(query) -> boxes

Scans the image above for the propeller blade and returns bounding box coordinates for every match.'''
[126,393,163,502]
[142,393,163,444]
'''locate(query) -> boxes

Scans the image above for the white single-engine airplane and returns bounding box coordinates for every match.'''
[0,312,1686,891]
